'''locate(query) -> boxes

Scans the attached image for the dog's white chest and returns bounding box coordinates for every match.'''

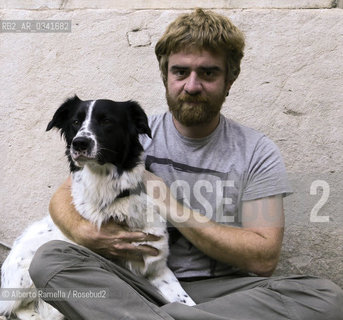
[71,164,163,231]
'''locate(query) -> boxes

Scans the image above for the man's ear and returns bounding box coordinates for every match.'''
[46,95,81,131]
[127,101,152,138]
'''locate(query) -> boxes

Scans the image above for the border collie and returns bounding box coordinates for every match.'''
[0,96,195,320]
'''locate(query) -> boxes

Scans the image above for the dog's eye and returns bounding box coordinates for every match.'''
[73,120,81,127]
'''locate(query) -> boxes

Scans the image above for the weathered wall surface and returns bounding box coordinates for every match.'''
[1,1,342,287]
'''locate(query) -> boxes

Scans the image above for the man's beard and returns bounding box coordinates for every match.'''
[166,91,226,127]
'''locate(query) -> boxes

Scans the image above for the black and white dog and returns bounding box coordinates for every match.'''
[0,96,195,320]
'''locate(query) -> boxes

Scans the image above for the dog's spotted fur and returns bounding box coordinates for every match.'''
[0,96,195,320]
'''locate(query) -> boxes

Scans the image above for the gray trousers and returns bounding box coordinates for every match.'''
[29,240,343,320]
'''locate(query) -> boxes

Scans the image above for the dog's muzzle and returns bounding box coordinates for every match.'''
[70,136,96,161]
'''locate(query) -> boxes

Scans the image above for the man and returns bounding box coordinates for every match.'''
[30,8,343,319]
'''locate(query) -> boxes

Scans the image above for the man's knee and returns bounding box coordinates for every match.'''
[270,275,343,319]
[29,240,80,288]
[319,279,343,319]
[298,277,343,319]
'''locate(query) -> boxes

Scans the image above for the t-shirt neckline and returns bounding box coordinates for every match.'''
[167,112,223,147]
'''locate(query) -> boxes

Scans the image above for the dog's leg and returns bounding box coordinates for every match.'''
[0,256,34,317]
[0,216,67,319]
[148,267,196,306]
[36,299,64,320]
[13,302,41,320]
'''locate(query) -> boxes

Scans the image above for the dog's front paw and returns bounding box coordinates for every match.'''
[156,279,196,306]
[176,293,196,306]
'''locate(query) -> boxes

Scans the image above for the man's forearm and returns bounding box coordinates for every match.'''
[146,175,284,277]
[49,176,87,243]
[168,198,282,276]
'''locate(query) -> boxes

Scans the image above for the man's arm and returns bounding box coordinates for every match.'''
[145,171,284,277]
[49,177,159,261]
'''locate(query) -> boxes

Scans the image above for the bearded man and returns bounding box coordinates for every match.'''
[29,8,343,320]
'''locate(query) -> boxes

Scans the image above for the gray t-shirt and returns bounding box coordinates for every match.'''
[141,112,292,278]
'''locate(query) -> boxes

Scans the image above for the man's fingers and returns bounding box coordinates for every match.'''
[121,231,161,242]
[135,244,159,256]
[112,242,159,257]
[99,220,161,242]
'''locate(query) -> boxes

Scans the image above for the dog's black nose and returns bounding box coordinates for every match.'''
[72,137,92,152]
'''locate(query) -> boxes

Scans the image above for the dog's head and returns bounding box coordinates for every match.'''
[47,95,151,173]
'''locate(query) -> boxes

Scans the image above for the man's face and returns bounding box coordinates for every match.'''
[166,48,231,126]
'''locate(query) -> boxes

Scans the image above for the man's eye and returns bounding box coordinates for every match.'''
[202,70,215,79]
[172,69,188,78]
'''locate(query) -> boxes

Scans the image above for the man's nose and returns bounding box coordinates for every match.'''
[184,72,202,95]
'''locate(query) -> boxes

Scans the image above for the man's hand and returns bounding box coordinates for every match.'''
[77,219,160,261]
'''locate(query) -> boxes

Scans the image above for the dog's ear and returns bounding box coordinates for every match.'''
[46,95,81,131]
[127,101,152,138]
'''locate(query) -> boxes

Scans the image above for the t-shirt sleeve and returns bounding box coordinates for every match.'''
[242,136,293,201]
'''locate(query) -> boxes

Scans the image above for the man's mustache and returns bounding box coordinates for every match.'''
[178,95,208,103]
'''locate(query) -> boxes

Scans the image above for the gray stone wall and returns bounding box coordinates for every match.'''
[1,1,342,287]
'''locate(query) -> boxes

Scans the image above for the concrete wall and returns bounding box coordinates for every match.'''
[1,1,342,287]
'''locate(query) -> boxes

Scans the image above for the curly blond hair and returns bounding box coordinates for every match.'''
[155,8,245,86]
